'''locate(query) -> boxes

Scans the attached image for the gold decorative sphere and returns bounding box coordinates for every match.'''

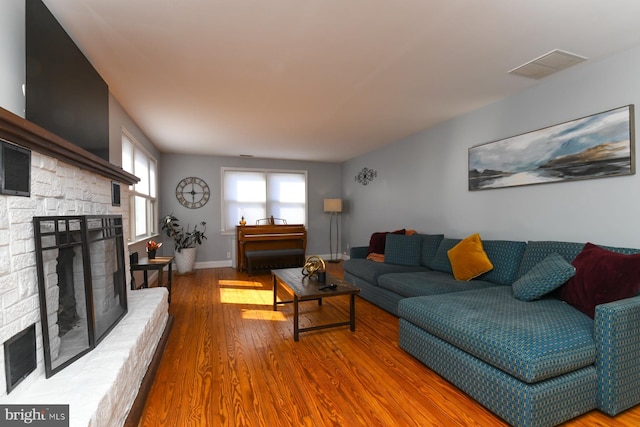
[301,255,326,279]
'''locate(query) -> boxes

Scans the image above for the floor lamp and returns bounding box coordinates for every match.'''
[324,198,343,263]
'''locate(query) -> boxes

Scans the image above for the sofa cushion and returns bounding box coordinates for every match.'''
[447,233,494,281]
[429,238,460,274]
[475,240,527,285]
[420,234,445,267]
[385,234,422,266]
[558,242,640,318]
[430,238,526,285]
[349,245,369,259]
[516,241,585,279]
[378,270,499,298]
[367,229,405,255]
[342,258,428,286]
[398,287,596,383]
[512,253,576,301]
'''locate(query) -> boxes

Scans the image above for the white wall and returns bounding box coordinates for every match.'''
[344,44,640,250]
[0,0,25,117]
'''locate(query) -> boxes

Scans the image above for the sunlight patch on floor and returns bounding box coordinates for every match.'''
[220,288,272,305]
[242,309,287,321]
[219,279,264,288]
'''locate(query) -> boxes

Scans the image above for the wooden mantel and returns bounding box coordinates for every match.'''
[0,106,139,185]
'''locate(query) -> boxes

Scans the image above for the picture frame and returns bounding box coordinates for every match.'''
[468,105,635,191]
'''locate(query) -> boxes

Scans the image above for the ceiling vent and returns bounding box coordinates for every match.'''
[509,49,587,79]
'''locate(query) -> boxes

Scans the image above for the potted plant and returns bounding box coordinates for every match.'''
[145,240,162,259]
[160,214,207,274]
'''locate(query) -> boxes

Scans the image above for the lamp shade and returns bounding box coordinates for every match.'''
[323,198,343,213]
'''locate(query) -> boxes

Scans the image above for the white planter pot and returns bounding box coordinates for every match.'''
[175,247,197,274]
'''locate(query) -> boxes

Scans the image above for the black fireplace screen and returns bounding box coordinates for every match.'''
[33,215,127,377]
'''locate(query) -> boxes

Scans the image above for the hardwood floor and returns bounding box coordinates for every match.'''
[139,263,640,426]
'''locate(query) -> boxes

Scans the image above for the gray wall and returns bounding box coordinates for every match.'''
[0,0,25,117]
[109,94,160,168]
[343,44,640,250]
[159,154,342,265]
[109,95,161,269]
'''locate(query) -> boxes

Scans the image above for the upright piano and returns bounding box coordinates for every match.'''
[236,224,307,274]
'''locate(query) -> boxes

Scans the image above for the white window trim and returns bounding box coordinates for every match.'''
[122,128,158,243]
[220,167,308,235]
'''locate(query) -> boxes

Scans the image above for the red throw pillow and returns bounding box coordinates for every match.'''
[367,229,405,255]
[558,242,640,318]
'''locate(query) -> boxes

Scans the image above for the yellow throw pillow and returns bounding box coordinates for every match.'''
[447,233,494,281]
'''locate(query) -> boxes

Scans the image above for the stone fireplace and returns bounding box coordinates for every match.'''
[0,108,171,427]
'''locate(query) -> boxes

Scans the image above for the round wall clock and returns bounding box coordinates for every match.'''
[176,177,210,209]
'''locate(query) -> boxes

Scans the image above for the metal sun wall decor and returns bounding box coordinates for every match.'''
[355,167,377,185]
[468,105,635,191]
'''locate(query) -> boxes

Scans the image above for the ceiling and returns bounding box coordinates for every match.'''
[43,0,640,163]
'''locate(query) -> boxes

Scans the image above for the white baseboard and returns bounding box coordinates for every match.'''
[195,260,232,269]
[185,256,349,272]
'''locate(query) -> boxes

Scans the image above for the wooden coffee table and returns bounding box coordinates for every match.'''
[272,268,360,341]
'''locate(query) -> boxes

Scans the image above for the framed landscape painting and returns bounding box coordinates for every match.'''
[468,105,635,190]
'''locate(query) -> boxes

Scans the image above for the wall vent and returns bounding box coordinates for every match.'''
[0,139,31,197]
[4,324,36,393]
[509,49,587,80]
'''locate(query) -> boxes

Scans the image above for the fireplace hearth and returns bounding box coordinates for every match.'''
[33,215,128,377]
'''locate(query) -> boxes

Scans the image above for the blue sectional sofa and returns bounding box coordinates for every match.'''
[343,235,640,427]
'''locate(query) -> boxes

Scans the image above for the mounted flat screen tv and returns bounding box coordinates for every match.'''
[26,0,110,161]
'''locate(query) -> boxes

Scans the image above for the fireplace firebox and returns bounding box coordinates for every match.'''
[33,215,127,377]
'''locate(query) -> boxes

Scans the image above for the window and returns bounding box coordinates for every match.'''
[122,130,157,241]
[221,168,307,232]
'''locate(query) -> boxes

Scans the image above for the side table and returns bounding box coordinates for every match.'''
[130,256,174,303]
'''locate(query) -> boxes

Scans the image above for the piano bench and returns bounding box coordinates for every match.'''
[245,248,305,276]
